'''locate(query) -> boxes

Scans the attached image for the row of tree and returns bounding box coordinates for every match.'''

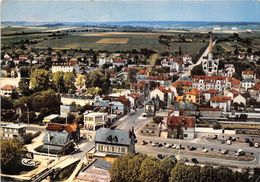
[110,154,258,182]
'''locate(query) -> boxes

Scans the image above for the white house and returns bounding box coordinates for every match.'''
[0,84,16,97]
[52,60,80,73]
[242,70,256,80]
[233,94,246,106]
[84,112,108,131]
[224,64,235,77]
[210,96,231,112]
[241,78,255,90]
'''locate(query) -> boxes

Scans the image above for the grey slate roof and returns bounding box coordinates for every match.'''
[95,128,131,146]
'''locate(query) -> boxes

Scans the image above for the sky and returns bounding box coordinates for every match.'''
[1,0,260,22]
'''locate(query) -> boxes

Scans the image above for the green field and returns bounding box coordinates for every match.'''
[32,32,207,54]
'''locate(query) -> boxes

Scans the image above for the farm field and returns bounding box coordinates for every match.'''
[34,32,208,54]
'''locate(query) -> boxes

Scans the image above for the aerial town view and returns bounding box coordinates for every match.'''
[1,0,260,182]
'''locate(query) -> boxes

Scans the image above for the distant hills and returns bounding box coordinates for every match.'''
[2,21,260,30]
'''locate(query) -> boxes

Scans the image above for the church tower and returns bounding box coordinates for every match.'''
[202,32,219,76]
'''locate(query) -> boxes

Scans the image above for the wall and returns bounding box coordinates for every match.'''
[61,97,94,106]
[195,127,236,134]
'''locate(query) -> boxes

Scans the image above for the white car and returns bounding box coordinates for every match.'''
[165,143,172,148]
[172,144,177,149]
[151,142,158,147]
[175,145,180,150]
[202,148,208,153]
[255,143,259,148]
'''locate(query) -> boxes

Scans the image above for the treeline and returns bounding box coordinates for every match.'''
[110,154,258,182]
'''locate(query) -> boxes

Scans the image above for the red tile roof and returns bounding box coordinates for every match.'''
[205,89,219,94]
[172,80,192,87]
[253,82,260,91]
[46,123,79,134]
[187,88,201,95]
[128,92,142,99]
[158,86,169,93]
[211,96,231,102]
[242,70,255,75]
[167,116,195,128]
[1,84,16,90]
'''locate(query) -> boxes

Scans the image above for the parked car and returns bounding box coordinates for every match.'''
[142,140,148,145]
[236,149,245,156]
[202,148,208,153]
[172,144,177,149]
[255,143,259,148]
[249,142,254,147]
[191,158,199,164]
[141,113,148,118]
[227,140,232,145]
[157,154,165,160]
[151,142,158,147]
[157,143,163,147]
[221,140,225,144]
[189,147,196,151]
[245,138,250,143]
[165,143,172,148]
[221,150,228,155]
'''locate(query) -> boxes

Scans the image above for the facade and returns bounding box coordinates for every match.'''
[185,88,202,104]
[52,60,80,73]
[144,97,160,116]
[35,123,80,155]
[166,116,195,140]
[84,112,108,130]
[1,124,26,139]
[0,84,16,97]
[224,64,235,77]
[242,70,256,80]
[233,94,246,106]
[202,33,219,76]
[192,75,240,92]
[210,96,232,112]
[90,128,136,162]
[241,78,255,90]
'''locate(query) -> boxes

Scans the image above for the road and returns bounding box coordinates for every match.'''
[181,40,216,77]
[16,105,260,171]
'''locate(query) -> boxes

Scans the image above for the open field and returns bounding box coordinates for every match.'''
[1,33,51,44]
[33,32,208,54]
[96,38,129,44]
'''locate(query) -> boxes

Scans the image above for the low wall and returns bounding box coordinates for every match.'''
[195,127,236,134]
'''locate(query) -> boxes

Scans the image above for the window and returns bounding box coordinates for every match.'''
[121,147,126,153]
[184,134,188,137]
[112,146,115,152]
[107,146,110,152]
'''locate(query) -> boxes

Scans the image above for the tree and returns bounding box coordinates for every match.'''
[63,72,75,93]
[191,64,205,76]
[152,116,164,124]
[139,157,165,182]
[30,69,50,91]
[75,74,86,88]
[169,163,200,182]
[86,87,102,96]
[18,78,31,96]
[1,139,27,174]
[52,71,64,93]
[128,68,137,89]
[160,157,177,181]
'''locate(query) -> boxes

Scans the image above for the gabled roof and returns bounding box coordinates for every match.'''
[205,89,219,94]
[95,128,134,146]
[211,96,231,102]
[186,88,201,95]
[1,84,16,90]
[242,70,255,75]
[172,80,192,87]
[167,116,195,128]
[46,123,79,134]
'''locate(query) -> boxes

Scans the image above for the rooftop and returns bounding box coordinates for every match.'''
[1,123,26,129]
